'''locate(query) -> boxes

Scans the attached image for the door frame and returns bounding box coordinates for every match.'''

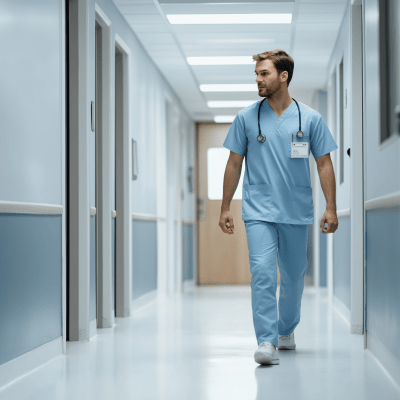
[165,96,175,295]
[67,0,91,342]
[114,33,132,317]
[94,3,113,328]
[349,0,364,336]
[155,94,169,297]
[62,0,66,352]
[327,68,337,305]
[174,105,183,294]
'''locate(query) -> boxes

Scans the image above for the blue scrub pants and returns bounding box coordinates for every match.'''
[244,220,309,348]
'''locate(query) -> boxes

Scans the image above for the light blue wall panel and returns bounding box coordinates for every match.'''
[0,0,62,205]
[333,215,351,309]
[182,224,193,281]
[90,216,96,321]
[366,208,400,362]
[319,231,327,287]
[132,220,157,300]
[112,217,115,311]
[0,214,62,366]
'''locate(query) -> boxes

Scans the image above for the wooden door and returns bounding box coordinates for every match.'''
[197,122,249,284]
[197,122,281,285]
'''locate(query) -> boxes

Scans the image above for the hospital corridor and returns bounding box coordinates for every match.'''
[0,0,400,399]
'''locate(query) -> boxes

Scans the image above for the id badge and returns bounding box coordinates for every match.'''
[291,142,309,158]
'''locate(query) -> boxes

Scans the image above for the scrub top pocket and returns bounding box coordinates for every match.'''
[243,183,272,219]
[242,182,293,222]
[291,185,314,221]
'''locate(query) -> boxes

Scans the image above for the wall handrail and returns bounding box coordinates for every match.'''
[0,201,63,215]
[132,212,157,221]
[336,208,351,217]
[365,191,400,210]
[321,191,400,217]
[131,213,194,224]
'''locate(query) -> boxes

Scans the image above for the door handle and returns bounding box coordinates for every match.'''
[395,103,400,134]
[91,101,95,132]
[197,197,206,220]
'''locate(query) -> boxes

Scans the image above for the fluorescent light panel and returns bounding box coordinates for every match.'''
[166,14,292,24]
[187,56,253,65]
[201,84,257,92]
[208,100,257,108]
[214,116,236,123]
[196,38,276,44]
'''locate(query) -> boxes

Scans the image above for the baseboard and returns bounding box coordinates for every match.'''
[332,295,351,326]
[318,287,328,296]
[366,330,400,394]
[90,319,97,339]
[130,289,157,315]
[0,337,63,390]
[183,279,195,291]
[303,286,328,295]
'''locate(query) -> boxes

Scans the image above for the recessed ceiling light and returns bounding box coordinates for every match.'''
[187,56,253,65]
[197,38,276,44]
[208,100,257,108]
[166,14,292,25]
[200,84,257,92]
[214,116,236,123]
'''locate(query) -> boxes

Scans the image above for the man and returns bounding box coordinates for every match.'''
[218,49,338,366]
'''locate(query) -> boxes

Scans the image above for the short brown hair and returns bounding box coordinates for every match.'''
[253,49,294,87]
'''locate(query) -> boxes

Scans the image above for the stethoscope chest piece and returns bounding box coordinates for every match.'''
[296,130,303,138]
[257,134,266,143]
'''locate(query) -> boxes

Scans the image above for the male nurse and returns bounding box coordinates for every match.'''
[218,49,339,366]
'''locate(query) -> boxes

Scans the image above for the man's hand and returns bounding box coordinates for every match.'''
[320,209,338,234]
[219,210,234,234]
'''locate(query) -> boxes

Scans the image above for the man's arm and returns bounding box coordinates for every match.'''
[315,153,339,234]
[219,151,244,234]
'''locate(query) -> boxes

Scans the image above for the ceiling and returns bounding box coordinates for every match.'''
[112,0,348,121]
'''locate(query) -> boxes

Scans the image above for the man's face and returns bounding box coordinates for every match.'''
[255,59,286,98]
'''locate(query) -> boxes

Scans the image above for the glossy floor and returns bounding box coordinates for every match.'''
[1,285,399,400]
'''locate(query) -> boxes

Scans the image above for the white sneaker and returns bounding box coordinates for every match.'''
[278,332,296,350]
[254,342,280,365]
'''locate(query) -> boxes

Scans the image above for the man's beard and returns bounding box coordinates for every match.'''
[262,81,281,98]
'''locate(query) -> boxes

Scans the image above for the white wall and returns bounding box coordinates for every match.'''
[88,0,195,214]
[363,0,400,199]
[325,2,351,212]
[0,0,62,205]
[288,88,315,108]
[311,89,331,217]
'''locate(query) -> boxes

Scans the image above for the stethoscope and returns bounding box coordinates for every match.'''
[257,97,303,143]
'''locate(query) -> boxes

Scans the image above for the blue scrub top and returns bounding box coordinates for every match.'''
[223,99,338,224]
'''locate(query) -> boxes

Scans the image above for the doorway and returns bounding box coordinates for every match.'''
[196,122,265,284]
